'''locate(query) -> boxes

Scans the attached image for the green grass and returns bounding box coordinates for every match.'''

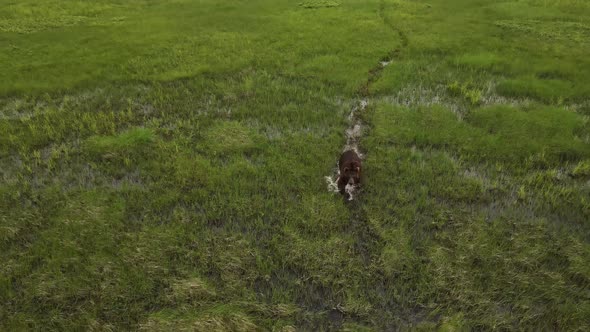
[370,104,589,164]
[1,0,590,330]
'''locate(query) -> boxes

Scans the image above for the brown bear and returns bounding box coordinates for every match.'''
[337,150,362,197]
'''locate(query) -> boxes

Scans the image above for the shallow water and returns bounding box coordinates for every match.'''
[326,98,366,200]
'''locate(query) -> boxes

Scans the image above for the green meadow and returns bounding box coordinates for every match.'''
[1,0,590,330]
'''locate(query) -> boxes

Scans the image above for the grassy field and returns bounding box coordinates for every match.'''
[1,0,590,330]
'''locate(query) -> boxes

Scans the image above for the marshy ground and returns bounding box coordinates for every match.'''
[1,0,590,330]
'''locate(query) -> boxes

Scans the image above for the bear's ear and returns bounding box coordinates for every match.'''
[343,167,349,173]
[356,167,360,172]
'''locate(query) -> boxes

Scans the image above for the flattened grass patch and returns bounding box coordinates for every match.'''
[495,20,590,43]
[0,0,127,33]
[173,154,213,187]
[298,1,340,9]
[166,277,217,303]
[496,77,574,103]
[140,309,259,331]
[200,121,260,156]
[466,105,590,164]
[370,104,590,165]
[86,127,155,157]
[454,52,506,72]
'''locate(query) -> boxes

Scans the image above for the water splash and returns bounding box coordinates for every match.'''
[325,175,340,194]
[344,182,357,201]
[325,174,359,201]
